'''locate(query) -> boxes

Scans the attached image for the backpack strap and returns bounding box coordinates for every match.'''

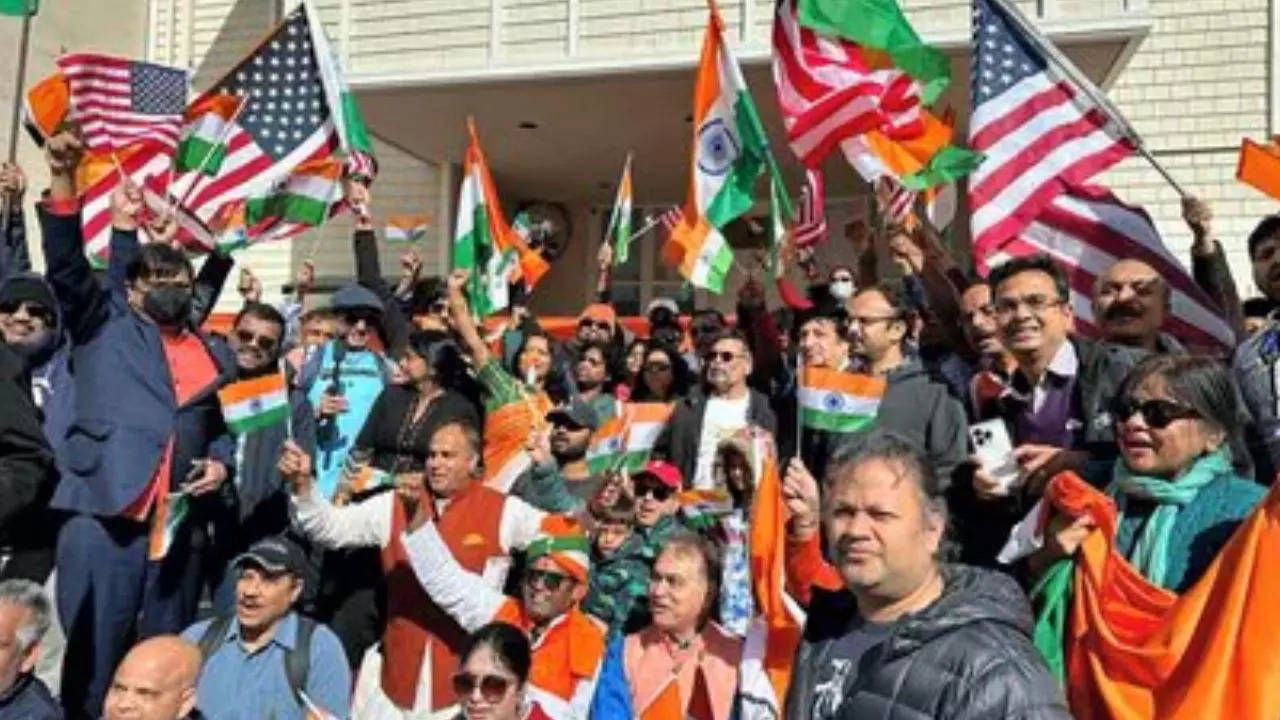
[285,616,316,704]
[196,616,234,663]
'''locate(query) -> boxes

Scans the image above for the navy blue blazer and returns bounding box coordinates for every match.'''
[39,206,237,518]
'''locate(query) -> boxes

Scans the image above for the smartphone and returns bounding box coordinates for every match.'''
[968,419,1020,493]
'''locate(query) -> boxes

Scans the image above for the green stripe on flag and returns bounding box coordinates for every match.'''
[800,407,877,433]
[797,0,950,105]
[227,404,289,435]
[0,0,37,16]
[176,136,226,176]
[900,145,986,191]
[246,192,329,227]
[705,91,769,228]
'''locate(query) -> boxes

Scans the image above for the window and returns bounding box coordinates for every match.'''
[602,206,695,316]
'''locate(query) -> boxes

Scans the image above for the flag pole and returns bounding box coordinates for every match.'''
[2,9,33,234]
[170,95,248,215]
[989,0,1187,197]
[794,353,804,456]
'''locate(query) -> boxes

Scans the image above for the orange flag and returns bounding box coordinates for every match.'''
[1237,138,1280,202]
[1043,472,1280,719]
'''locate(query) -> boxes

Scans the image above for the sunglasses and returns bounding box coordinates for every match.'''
[234,329,279,354]
[451,672,514,703]
[644,362,672,373]
[429,301,450,315]
[706,350,741,364]
[691,323,721,336]
[579,319,612,332]
[343,310,380,326]
[634,481,673,501]
[525,567,573,591]
[0,300,53,326]
[1112,397,1201,429]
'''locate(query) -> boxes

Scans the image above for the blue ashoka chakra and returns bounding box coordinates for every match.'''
[697,118,739,177]
[822,392,844,412]
[249,397,264,414]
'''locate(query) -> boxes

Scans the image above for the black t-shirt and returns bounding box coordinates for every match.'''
[354,387,479,473]
[810,615,895,720]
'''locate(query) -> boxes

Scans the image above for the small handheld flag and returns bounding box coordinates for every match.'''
[606,155,634,265]
[385,214,432,243]
[218,372,290,434]
[798,367,885,432]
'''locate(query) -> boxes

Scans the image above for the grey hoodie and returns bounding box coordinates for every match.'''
[868,358,969,483]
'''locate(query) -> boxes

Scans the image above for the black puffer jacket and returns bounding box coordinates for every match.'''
[784,564,1071,720]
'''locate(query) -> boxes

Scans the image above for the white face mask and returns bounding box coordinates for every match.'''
[830,279,855,300]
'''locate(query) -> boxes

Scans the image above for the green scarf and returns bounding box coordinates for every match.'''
[1030,558,1074,685]
[1110,447,1230,588]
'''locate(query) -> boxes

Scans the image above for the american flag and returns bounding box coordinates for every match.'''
[771,0,923,168]
[792,168,827,247]
[969,0,1233,350]
[876,176,917,226]
[57,54,187,154]
[168,5,339,246]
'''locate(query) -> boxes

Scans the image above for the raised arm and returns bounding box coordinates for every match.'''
[1184,196,1244,341]
[401,519,514,633]
[348,181,411,353]
[446,268,492,367]
[0,163,30,279]
[279,439,390,548]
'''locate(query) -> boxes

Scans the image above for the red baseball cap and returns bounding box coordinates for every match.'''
[636,460,682,490]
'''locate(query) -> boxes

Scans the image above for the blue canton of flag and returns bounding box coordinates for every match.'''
[970,0,1045,106]
[131,63,187,116]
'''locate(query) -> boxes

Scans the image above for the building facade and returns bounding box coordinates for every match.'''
[9,0,1276,314]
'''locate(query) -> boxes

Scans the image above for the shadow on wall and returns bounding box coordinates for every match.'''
[190,0,281,91]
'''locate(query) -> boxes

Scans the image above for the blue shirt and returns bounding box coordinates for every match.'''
[181,612,351,720]
[305,341,389,498]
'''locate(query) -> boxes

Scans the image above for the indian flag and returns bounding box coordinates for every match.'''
[620,402,675,472]
[453,119,520,317]
[147,490,189,561]
[662,5,771,293]
[678,489,735,531]
[586,415,627,474]
[246,157,342,229]
[217,372,290,434]
[606,155,634,265]
[176,93,242,176]
[798,367,886,433]
[483,247,520,315]
[385,214,431,243]
[307,0,377,180]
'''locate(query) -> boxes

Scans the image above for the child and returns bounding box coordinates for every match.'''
[582,495,648,635]
[591,494,636,559]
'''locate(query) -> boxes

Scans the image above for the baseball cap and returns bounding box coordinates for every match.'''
[232,537,307,577]
[546,398,601,432]
[646,297,679,318]
[634,459,682,490]
[331,284,383,314]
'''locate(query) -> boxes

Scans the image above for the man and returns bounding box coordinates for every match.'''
[581,460,683,634]
[281,420,549,717]
[207,303,317,615]
[181,537,349,720]
[781,433,1069,719]
[403,517,608,718]
[659,330,776,489]
[1242,297,1274,337]
[980,254,1146,492]
[776,300,852,477]
[686,309,727,371]
[38,132,237,720]
[0,580,59,719]
[0,339,57,581]
[516,398,603,513]
[847,283,968,481]
[102,636,200,720]
[1091,259,1182,352]
[1233,214,1280,481]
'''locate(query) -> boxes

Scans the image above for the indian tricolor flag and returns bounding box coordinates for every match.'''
[606,154,634,265]
[586,415,627,474]
[798,367,885,433]
[619,402,675,472]
[176,93,242,176]
[678,488,735,531]
[246,157,342,229]
[386,214,431,243]
[217,372,289,434]
[662,4,770,293]
[453,119,521,317]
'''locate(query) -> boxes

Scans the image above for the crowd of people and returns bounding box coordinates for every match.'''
[0,129,1278,720]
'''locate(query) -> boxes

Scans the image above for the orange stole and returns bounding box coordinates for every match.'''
[493,604,607,703]
[1043,472,1280,720]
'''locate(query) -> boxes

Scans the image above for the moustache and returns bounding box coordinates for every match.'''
[1103,301,1146,322]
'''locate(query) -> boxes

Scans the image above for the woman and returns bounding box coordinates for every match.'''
[708,428,768,637]
[591,532,742,720]
[617,338,648,401]
[1037,353,1263,592]
[629,342,693,402]
[350,330,480,489]
[454,622,531,720]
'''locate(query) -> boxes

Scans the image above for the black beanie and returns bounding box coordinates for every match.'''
[0,276,55,313]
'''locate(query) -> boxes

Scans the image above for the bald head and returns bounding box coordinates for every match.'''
[103,635,200,720]
[1093,259,1168,349]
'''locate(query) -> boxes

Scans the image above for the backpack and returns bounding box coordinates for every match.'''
[196,615,316,704]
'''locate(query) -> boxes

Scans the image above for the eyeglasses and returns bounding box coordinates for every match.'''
[1112,397,1201,429]
[634,481,673,501]
[343,310,380,326]
[831,274,853,283]
[706,350,742,364]
[0,300,53,326]
[847,314,899,328]
[579,319,612,332]
[234,329,279,354]
[525,567,573,592]
[994,294,1065,317]
[644,362,672,373]
[451,672,514,703]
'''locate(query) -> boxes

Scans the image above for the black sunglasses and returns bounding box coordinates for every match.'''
[706,350,741,364]
[579,319,612,331]
[1112,397,1201,429]
[525,567,573,592]
[343,310,380,326]
[235,329,279,353]
[634,481,673,501]
[644,361,672,373]
[451,672,513,703]
[0,300,54,326]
